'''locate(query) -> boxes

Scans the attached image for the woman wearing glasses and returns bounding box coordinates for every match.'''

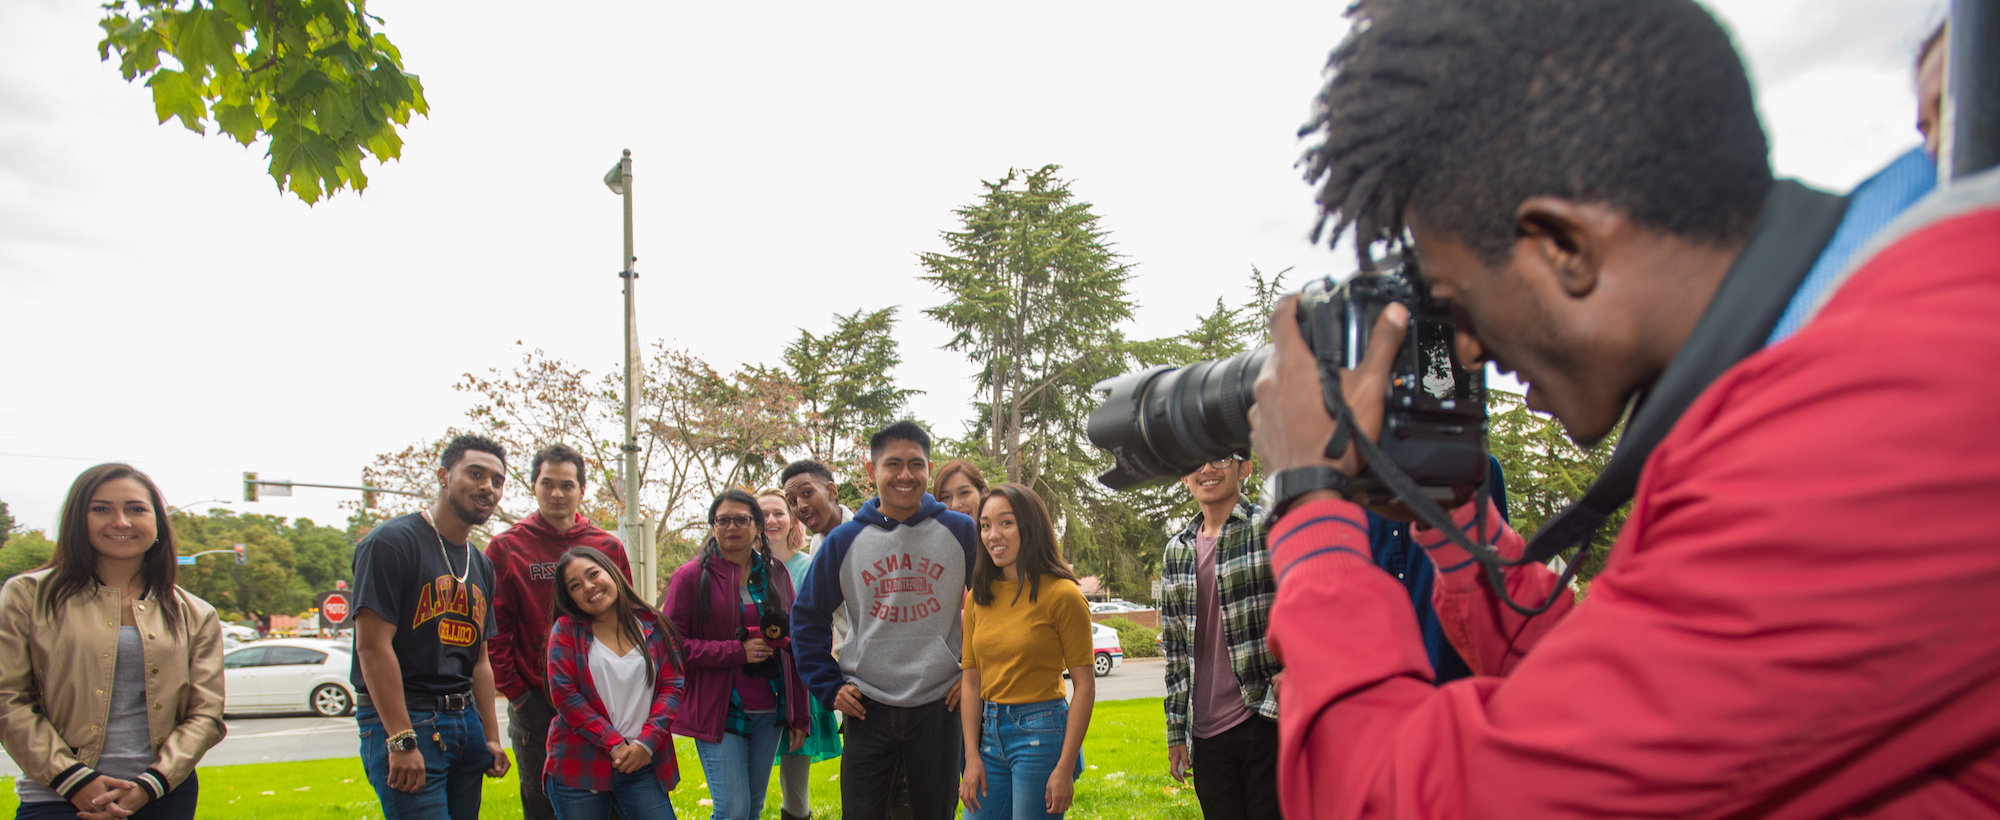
[664,490,808,820]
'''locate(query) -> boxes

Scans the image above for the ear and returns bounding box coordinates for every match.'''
[1514,197,1616,298]
[435,465,451,487]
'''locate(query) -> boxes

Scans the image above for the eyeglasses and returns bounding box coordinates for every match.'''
[713,515,755,529]
[1189,455,1245,474]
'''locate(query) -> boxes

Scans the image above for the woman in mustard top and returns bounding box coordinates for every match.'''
[957,484,1095,820]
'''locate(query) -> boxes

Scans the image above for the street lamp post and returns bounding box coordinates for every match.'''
[605,149,656,604]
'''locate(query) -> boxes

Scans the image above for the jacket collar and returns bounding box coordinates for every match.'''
[1179,497,1257,541]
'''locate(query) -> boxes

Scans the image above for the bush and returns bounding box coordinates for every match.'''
[1101,616,1161,658]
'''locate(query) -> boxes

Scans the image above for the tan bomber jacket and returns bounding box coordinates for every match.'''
[0,569,227,801]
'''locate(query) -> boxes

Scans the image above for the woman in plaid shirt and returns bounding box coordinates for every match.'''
[544,546,686,820]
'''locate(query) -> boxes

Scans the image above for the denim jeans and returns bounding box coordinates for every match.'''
[357,706,494,820]
[545,770,676,820]
[965,699,1082,820]
[693,711,785,820]
[14,773,199,820]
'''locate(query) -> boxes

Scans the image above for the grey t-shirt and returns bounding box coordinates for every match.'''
[1191,534,1254,740]
[19,627,151,804]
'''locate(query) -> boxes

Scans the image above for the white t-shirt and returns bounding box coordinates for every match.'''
[588,637,653,742]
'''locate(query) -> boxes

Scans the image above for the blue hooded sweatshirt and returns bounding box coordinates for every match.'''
[792,494,978,709]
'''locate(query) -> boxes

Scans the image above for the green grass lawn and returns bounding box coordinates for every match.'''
[0,698,1198,819]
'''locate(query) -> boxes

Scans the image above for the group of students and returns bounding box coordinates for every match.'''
[0,420,1098,820]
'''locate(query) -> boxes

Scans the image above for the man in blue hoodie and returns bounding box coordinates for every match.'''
[792,421,977,820]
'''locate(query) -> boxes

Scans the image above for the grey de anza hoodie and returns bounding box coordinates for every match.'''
[790,494,977,708]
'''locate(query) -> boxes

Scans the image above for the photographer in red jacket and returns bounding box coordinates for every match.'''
[1252,0,2000,817]
[486,444,633,820]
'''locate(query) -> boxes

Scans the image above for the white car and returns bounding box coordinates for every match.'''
[220,624,259,642]
[1090,622,1124,677]
[221,638,355,717]
[1088,600,1152,615]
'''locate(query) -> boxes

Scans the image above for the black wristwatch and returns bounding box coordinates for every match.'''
[386,729,418,753]
[1267,465,1352,519]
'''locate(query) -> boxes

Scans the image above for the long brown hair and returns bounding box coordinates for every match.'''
[550,546,679,685]
[42,464,188,637]
[757,488,807,555]
[969,483,1078,607]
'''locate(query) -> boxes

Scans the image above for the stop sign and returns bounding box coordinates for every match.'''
[323,593,350,623]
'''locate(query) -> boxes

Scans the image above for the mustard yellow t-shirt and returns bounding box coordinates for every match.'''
[961,575,1093,704]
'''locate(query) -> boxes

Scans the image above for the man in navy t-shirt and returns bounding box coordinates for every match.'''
[351,434,510,820]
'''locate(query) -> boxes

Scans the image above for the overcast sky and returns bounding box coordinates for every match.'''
[0,0,1946,535]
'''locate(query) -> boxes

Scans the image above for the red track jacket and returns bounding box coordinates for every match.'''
[487,513,633,701]
[1266,207,2000,817]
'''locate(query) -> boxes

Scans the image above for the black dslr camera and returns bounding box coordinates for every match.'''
[1086,256,1487,502]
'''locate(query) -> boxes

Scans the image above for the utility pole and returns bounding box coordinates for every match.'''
[605,149,656,603]
[1943,0,2000,182]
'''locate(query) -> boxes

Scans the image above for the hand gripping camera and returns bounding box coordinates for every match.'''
[1086,256,1488,502]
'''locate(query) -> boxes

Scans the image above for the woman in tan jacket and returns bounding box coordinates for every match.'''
[0,464,226,820]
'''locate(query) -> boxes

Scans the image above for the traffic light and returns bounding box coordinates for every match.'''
[243,472,258,502]
[233,544,246,564]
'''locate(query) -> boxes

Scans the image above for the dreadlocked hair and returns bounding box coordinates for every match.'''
[1300,0,1772,268]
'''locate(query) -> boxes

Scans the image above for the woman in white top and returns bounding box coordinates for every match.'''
[543,546,685,820]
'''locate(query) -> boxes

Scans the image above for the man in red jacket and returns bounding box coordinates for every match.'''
[1248,0,2000,817]
[485,444,633,820]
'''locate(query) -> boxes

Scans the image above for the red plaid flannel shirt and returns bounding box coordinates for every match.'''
[544,610,684,793]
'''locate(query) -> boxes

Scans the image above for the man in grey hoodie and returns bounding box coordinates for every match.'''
[792,422,977,820]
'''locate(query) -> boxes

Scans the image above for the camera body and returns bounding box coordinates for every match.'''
[1087,258,1487,500]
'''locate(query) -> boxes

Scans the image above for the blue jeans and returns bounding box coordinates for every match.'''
[357,706,494,820]
[15,773,199,820]
[545,770,677,820]
[693,711,785,820]
[966,699,1082,820]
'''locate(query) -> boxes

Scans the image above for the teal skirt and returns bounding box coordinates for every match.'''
[778,693,843,763]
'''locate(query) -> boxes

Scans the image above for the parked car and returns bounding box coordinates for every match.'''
[1090,622,1124,677]
[220,623,259,642]
[221,638,355,717]
[1089,600,1151,615]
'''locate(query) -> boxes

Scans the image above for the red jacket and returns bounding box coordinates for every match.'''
[1265,206,2000,818]
[543,610,682,793]
[486,513,633,700]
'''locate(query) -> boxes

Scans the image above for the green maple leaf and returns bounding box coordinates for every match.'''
[98,0,427,205]
[168,9,242,80]
[213,102,261,146]
[145,69,206,133]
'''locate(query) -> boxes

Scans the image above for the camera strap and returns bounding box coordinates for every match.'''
[1316,180,1848,614]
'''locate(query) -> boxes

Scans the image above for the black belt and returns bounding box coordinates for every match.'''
[356,691,475,712]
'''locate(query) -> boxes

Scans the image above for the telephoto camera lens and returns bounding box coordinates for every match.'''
[1086,347,1269,491]
[1087,259,1487,496]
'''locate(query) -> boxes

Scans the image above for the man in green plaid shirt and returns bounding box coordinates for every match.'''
[1160,455,1281,820]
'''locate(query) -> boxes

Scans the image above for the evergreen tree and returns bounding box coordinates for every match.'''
[921,165,1135,564]
[783,307,920,465]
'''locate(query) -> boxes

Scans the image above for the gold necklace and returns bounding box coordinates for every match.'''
[421,511,471,584]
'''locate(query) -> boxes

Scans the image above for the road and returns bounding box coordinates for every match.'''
[0,659,1166,775]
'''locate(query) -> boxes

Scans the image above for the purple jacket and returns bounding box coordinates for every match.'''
[662,548,809,743]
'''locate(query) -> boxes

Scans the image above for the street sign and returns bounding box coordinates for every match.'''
[317,590,352,632]
[335,579,347,591]
[176,556,196,565]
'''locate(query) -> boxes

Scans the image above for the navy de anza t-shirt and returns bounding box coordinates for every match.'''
[348,512,497,697]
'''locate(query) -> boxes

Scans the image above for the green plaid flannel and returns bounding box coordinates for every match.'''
[1160,498,1280,747]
